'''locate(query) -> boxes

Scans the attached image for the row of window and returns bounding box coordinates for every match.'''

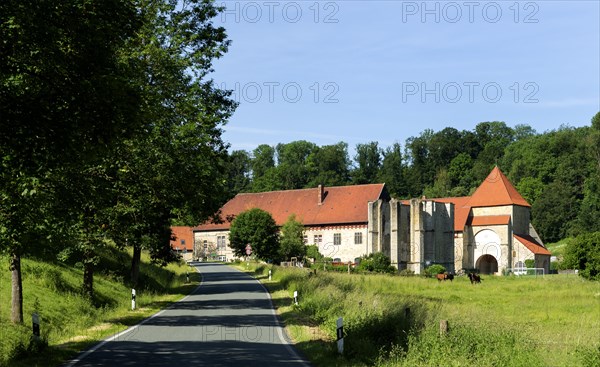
[202,236,227,251]
[204,232,364,250]
[303,232,363,245]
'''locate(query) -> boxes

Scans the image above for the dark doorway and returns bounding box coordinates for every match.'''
[476,255,498,274]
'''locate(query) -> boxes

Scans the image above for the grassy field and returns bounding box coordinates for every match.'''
[235,262,600,366]
[0,246,200,367]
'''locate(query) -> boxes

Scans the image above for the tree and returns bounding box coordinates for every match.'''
[562,232,600,280]
[226,150,252,197]
[306,245,324,260]
[251,145,278,192]
[0,0,141,320]
[516,176,545,206]
[447,152,475,196]
[352,142,382,184]
[279,215,306,261]
[306,142,351,187]
[378,143,406,198]
[472,121,514,181]
[532,181,579,243]
[229,209,279,261]
[276,141,317,190]
[106,0,235,287]
[513,124,537,141]
[423,169,452,198]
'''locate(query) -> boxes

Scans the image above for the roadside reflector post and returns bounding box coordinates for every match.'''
[336,317,344,355]
[293,290,298,305]
[268,269,272,281]
[440,319,449,336]
[186,272,190,283]
[131,289,136,310]
[32,313,40,340]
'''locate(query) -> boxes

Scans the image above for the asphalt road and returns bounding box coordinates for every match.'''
[66,262,310,367]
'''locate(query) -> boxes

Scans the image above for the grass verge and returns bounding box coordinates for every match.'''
[0,246,199,367]
[234,262,600,366]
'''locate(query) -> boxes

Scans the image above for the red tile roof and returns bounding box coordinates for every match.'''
[469,215,511,226]
[194,184,387,231]
[467,166,530,208]
[431,167,528,231]
[170,226,194,251]
[514,234,551,255]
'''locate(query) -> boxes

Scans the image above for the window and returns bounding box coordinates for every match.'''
[203,240,208,250]
[217,236,226,250]
[303,235,308,244]
[313,234,322,244]
[334,233,341,245]
[354,232,363,245]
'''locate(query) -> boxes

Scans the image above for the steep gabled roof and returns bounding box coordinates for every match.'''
[467,166,530,208]
[514,234,551,255]
[194,184,386,231]
[433,167,529,231]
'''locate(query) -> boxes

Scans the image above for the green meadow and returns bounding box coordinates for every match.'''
[0,247,199,367]
[238,263,600,366]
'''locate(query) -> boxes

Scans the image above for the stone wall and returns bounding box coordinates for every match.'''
[195,225,369,263]
[512,205,530,235]
[194,230,236,261]
[471,205,512,217]
[406,199,455,274]
[305,225,368,262]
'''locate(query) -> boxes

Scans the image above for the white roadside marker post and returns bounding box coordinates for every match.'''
[131,289,136,310]
[293,290,298,305]
[268,269,272,281]
[336,317,344,355]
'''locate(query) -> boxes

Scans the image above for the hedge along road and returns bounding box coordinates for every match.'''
[65,262,310,367]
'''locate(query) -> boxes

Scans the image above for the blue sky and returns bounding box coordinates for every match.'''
[210,1,600,154]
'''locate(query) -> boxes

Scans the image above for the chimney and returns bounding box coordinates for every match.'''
[318,184,325,205]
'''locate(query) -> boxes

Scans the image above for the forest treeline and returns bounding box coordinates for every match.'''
[225,113,600,244]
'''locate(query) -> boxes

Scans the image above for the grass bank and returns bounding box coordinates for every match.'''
[235,262,600,366]
[0,246,199,367]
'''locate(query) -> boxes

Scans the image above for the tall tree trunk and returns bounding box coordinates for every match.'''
[82,250,94,300]
[9,250,23,324]
[131,244,141,288]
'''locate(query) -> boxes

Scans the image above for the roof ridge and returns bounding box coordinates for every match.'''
[466,166,530,208]
[234,183,385,196]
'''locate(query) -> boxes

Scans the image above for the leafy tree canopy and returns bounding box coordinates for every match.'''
[279,214,306,261]
[228,208,279,261]
[562,232,600,280]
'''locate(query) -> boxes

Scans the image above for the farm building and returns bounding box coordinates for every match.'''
[189,167,551,275]
[170,226,194,261]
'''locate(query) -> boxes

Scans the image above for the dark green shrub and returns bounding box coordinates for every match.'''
[562,232,600,280]
[398,269,415,277]
[525,259,535,268]
[423,264,446,277]
[357,253,395,273]
[306,245,323,260]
